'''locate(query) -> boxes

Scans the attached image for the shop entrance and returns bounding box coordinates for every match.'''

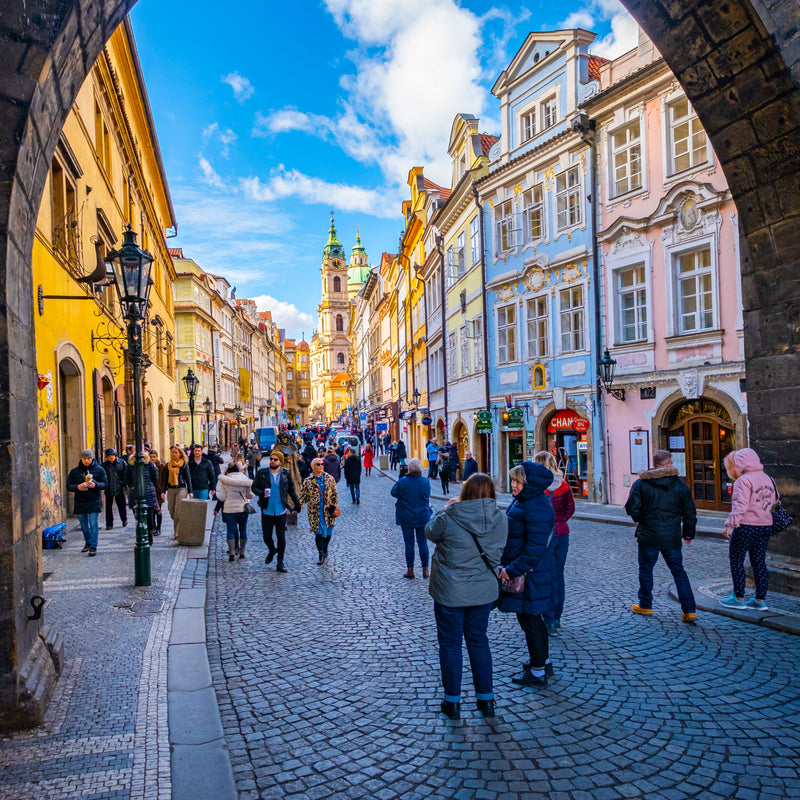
[546,409,590,497]
[507,431,524,490]
[665,399,734,511]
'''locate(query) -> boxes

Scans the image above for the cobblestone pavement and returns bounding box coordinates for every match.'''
[0,516,186,800]
[207,472,800,800]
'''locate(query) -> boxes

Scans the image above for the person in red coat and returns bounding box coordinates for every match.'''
[363,443,374,476]
[535,451,575,634]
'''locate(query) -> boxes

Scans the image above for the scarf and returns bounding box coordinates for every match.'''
[168,451,185,487]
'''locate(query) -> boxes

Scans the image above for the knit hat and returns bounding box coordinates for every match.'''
[105,448,117,457]
[80,449,94,459]
[270,450,285,464]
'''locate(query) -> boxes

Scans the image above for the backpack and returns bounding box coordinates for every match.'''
[42,523,66,549]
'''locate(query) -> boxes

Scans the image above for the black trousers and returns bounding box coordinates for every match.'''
[106,492,128,528]
[261,514,287,560]
[516,612,549,669]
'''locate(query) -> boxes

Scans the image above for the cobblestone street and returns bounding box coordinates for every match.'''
[207,471,800,800]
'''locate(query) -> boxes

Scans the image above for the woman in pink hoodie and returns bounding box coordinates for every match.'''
[720,448,777,611]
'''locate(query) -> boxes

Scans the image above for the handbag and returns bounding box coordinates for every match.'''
[238,491,257,515]
[770,478,793,533]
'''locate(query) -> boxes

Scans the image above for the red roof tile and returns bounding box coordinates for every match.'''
[423,177,451,199]
[479,133,499,155]
[588,55,608,82]
[168,247,184,259]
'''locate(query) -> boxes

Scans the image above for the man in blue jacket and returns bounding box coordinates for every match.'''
[66,449,108,556]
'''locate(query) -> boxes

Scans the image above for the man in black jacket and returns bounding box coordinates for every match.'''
[66,449,108,556]
[625,449,698,622]
[252,450,301,573]
[187,444,217,500]
[102,448,128,529]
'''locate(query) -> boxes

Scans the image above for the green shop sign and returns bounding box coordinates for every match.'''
[476,409,493,433]
[505,407,524,429]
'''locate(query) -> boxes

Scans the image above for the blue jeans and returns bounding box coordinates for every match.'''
[543,534,569,625]
[194,489,210,500]
[401,526,429,570]
[434,602,494,702]
[78,513,99,548]
[223,512,248,541]
[637,544,696,613]
[348,483,360,501]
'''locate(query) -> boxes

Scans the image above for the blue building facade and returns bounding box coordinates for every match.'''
[478,29,605,497]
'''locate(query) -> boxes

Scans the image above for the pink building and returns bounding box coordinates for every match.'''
[585,30,746,511]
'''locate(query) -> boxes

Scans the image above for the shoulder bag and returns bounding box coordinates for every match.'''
[770,477,793,533]
[238,490,257,515]
[496,525,555,596]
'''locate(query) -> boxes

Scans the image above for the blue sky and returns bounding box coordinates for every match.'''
[130,0,639,338]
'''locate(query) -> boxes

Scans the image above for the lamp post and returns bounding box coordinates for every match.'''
[106,224,153,587]
[412,387,421,408]
[203,396,212,445]
[259,405,266,427]
[182,368,199,445]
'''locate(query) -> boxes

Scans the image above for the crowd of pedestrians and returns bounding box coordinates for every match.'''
[63,427,788,721]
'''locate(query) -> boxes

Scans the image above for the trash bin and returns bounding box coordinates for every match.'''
[399,464,409,478]
[177,498,209,546]
[379,454,389,470]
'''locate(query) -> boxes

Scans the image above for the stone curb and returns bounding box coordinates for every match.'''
[168,512,237,800]
[670,582,800,636]
[374,466,726,538]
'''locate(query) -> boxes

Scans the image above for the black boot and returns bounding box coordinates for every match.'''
[276,560,287,573]
[315,534,325,564]
[511,667,547,687]
[477,698,496,718]
[440,700,460,719]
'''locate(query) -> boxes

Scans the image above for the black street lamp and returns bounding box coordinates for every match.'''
[182,368,199,445]
[106,225,154,587]
[598,349,626,401]
[412,387,421,407]
[203,396,212,445]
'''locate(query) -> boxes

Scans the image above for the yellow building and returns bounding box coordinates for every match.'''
[33,18,176,525]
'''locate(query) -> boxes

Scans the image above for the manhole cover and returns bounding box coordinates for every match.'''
[130,600,164,615]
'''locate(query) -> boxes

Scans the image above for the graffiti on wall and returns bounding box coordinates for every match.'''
[38,371,63,527]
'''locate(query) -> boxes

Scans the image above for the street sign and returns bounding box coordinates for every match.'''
[421,416,432,426]
[178,416,189,422]
[526,430,535,447]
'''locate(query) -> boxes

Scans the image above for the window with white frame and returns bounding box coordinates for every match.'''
[616,264,648,343]
[521,109,536,142]
[542,96,558,130]
[559,285,584,352]
[460,325,469,377]
[611,120,642,197]
[675,246,713,333]
[668,97,707,175]
[428,347,443,391]
[556,167,581,230]
[456,232,466,280]
[447,332,457,380]
[497,304,517,363]
[495,198,515,255]
[445,246,456,287]
[523,184,545,243]
[428,267,441,310]
[472,318,484,372]
[526,295,548,359]
[469,216,480,266]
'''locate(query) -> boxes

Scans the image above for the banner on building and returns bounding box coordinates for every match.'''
[239,368,251,402]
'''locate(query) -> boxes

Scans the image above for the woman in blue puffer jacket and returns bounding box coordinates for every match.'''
[497,461,556,688]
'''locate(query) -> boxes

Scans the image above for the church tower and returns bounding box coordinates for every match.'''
[310,213,354,421]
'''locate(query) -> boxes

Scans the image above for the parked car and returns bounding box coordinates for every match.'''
[335,433,361,456]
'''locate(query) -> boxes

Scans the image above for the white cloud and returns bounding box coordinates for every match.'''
[202,122,238,158]
[254,0,497,189]
[250,294,315,337]
[560,0,639,60]
[240,167,398,218]
[221,71,255,103]
[198,156,226,189]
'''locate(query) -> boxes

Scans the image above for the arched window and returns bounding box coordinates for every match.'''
[532,364,546,390]
[336,315,343,331]
[333,276,341,292]
[337,353,345,365]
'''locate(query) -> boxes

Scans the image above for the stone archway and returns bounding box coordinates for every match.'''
[2,0,800,730]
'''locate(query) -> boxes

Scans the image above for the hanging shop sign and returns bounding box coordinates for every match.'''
[547,409,590,433]
[476,409,493,433]
[421,416,432,426]
[505,407,524,429]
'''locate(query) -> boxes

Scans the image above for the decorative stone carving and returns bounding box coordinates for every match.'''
[524,264,547,292]
[612,226,647,253]
[677,369,701,399]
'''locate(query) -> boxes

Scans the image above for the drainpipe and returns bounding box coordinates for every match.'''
[472,183,491,478]
[435,233,449,440]
[581,120,608,505]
